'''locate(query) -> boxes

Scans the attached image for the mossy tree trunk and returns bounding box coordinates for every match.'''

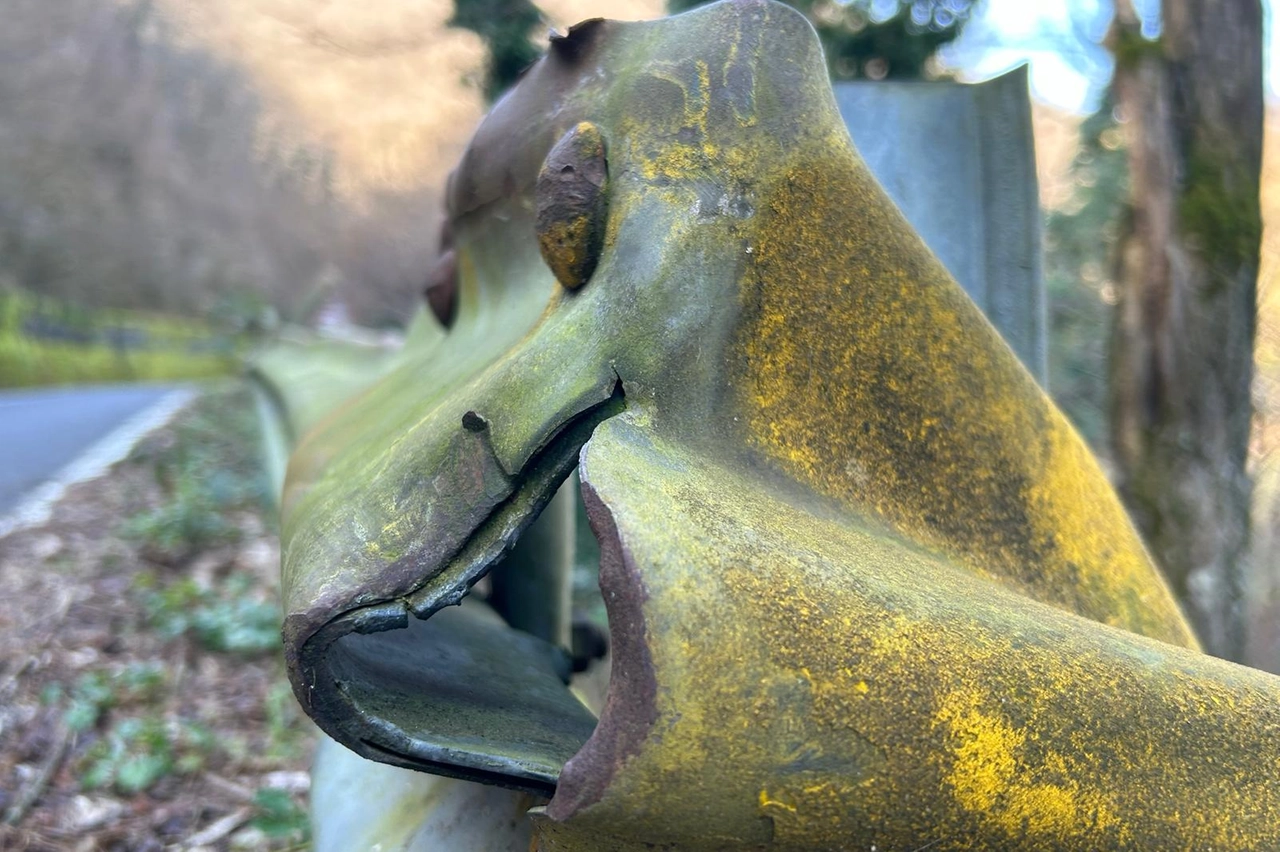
[1108,0,1263,659]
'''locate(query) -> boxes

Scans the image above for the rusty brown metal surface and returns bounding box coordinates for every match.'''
[536,122,610,290]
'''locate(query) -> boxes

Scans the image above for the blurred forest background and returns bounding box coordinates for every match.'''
[0,0,1275,662]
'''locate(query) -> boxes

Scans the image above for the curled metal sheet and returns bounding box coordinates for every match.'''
[279,0,1280,848]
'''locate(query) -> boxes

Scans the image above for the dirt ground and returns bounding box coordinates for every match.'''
[0,386,314,851]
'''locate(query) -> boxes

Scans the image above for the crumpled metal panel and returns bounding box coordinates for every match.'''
[279,1,1280,848]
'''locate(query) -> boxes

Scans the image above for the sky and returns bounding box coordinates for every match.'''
[941,0,1275,114]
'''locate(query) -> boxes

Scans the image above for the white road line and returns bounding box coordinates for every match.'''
[0,388,197,539]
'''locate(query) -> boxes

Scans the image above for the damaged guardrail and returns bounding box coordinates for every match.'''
[266,1,1280,848]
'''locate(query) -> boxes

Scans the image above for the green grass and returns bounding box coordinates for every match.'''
[249,786,310,844]
[137,573,282,657]
[124,384,274,560]
[77,715,217,794]
[41,665,215,795]
[125,386,282,657]
[0,287,239,387]
[86,386,300,799]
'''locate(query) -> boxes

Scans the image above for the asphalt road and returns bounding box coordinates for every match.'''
[0,384,186,517]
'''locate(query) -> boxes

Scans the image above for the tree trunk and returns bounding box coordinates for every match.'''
[1108,0,1263,659]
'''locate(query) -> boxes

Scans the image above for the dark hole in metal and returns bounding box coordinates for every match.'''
[316,383,623,793]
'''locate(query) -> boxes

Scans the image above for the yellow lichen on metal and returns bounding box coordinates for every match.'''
[934,688,1122,841]
[538,426,1280,849]
[537,214,591,287]
[732,146,1196,648]
[613,55,741,185]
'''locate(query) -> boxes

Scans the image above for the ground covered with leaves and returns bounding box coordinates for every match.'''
[0,384,314,851]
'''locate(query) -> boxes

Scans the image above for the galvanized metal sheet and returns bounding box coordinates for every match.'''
[837,67,1047,382]
[310,734,534,852]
